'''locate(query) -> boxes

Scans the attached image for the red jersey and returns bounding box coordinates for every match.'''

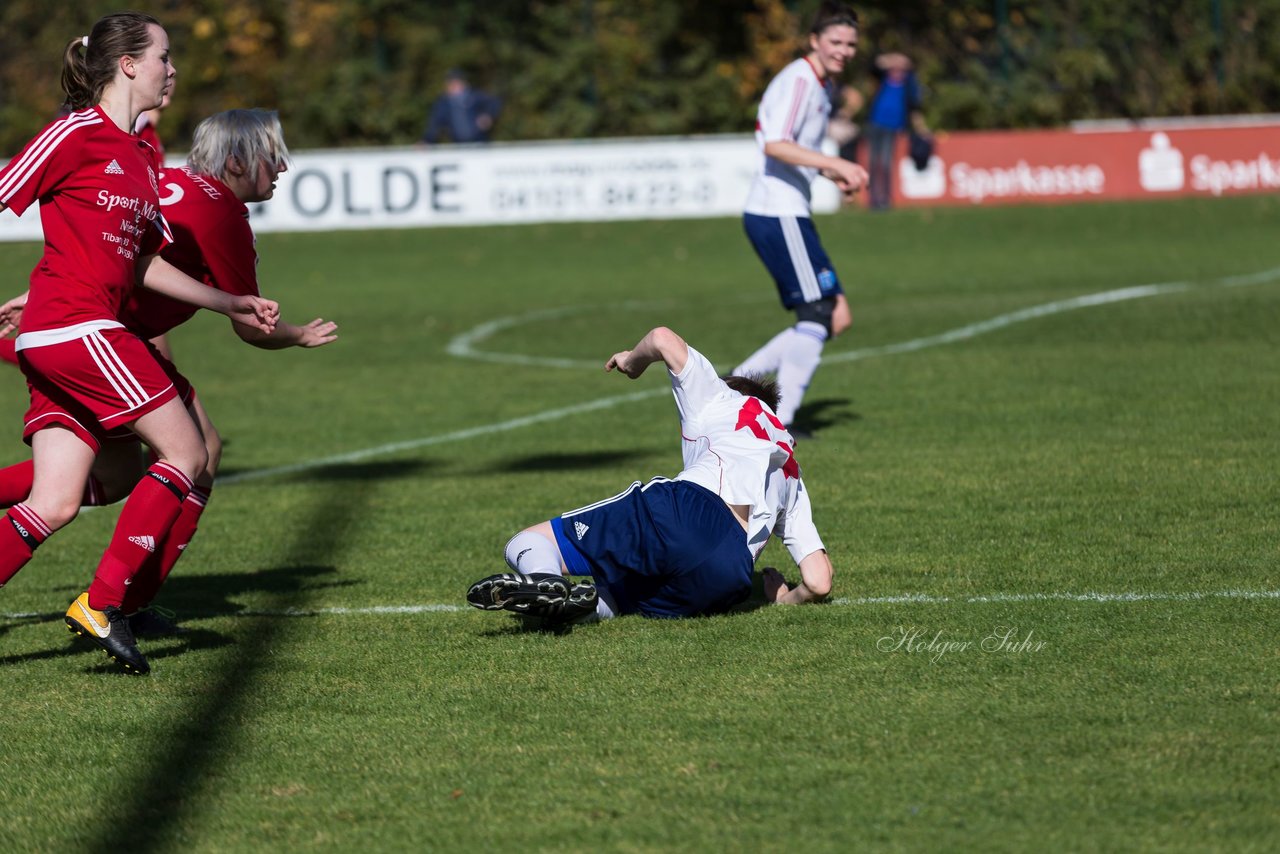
[120,166,258,339]
[134,113,165,164]
[0,106,168,335]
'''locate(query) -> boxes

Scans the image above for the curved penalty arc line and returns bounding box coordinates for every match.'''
[448,265,1280,370]
[217,264,1280,487]
[445,298,679,369]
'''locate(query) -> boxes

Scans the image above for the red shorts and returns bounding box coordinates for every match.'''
[18,325,179,453]
[98,341,195,444]
[144,339,195,407]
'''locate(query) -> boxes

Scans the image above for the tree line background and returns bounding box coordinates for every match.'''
[1,0,1275,155]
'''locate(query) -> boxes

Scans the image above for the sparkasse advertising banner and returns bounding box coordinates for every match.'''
[2,121,1275,242]
[896,120,1280,206]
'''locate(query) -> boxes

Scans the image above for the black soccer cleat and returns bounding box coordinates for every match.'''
[467,572,571,614]
[553,582,600,622]
[65,592,151,675]
[127,605,185,637]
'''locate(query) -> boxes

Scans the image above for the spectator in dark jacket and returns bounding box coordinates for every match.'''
[420,69,501,145]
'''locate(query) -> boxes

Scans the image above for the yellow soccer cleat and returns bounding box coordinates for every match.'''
[65,592,150,675]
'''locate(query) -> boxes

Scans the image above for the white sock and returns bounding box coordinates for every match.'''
[775,321,827,425]
[503,530,563,576]
[594,586,618,620]
[505,529,614,620]
[734,327,793,376]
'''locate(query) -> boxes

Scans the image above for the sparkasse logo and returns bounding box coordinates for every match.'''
[1190,151,1280,196]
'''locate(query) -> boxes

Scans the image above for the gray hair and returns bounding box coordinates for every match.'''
[187,108,291,184]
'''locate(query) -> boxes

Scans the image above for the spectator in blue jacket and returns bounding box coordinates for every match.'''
[864,52,928,210]
[420,69,501,145]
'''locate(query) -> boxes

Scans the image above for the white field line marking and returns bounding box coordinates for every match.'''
[831,588,1280,606]
[446,266,1280,369]
[4,588,1277,621]
[826,282,1193,363]
[217,388,665,486]
[445,299,676,369]
[226,587,1280,615]
[222,264,1280,488]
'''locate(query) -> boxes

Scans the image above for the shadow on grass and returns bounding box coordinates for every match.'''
[217,457,437,483]
[78,628,235,674]
[0,566,346,668]
[157,564,352,618]
[0,624,233,670]
[791,396,859,437]
[86,467,379,854]
[477,614,584,637]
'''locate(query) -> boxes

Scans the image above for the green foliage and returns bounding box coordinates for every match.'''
[1,2,1279,156]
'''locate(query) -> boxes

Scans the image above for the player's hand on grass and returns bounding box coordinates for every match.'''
[296,318,339,348]
[762,567,790,603]
[0,290,29,338]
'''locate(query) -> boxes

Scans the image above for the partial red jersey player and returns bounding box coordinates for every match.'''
[0,13,279,674]
[0,89,170,368]
[0,109,336,644]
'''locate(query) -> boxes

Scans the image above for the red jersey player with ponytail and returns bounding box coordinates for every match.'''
[0,109,337,635]
[0,12,278,674]
[0,87,168,369]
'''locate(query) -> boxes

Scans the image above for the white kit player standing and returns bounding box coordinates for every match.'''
[736,2,867,438]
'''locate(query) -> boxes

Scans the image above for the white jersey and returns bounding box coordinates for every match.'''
[671,346,826,566]
[744,57,834,218]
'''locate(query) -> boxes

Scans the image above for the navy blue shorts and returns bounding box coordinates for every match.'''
[551,478,753,619]
[744,213,843,310]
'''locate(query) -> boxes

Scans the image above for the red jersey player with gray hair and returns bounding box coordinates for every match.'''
[0,108,337,639]
[117,109,337,627]
[0,13,279,674]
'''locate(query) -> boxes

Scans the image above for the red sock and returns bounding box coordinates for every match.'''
[0,461,108,510]
[88,462,192,610]
[0,460,34,508]
[0,337,18,366]
[123,486,210,613]
[0,504,52,587]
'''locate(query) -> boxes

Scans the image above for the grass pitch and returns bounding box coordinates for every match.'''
[0,195,1277,851]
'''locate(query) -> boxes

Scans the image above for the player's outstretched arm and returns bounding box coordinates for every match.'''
[605,326,688,378]
[136,255,279,334]
[232,316,338,350]
[763,550,834,605]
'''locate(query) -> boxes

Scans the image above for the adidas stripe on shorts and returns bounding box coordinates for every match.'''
[19,326,178,452]
[743,212,843,310]
[551,478,753,619]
